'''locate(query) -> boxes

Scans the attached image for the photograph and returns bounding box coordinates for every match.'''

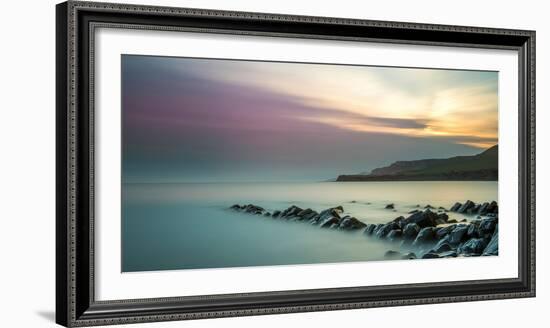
[121,55,500,272]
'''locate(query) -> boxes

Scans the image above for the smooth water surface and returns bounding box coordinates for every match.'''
[122,181,497,272]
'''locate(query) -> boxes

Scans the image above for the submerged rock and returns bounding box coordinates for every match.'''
[392,216,406,229]
[482,225,499,256]
[319,216,340,228]
[230,204,242,210]
[432,242,453,253]
[281,205,303,218]
[448,225,469,245]
[486,201,498,214]
[450,202,462,212]
[339,216,367,231]
[243,204,265,214]
[479,217,498,235]
[385,203,395,209]
[402,209,438,228]
[384,250,402,259]
[412,227,436,246]
[458,238,488,255]
[435,224,456,239]
[363,224,377,236]
[467,223,480,238]
[457,200,475,213]
[376,222,400,238]
[403,223,420,240]
[439,250,458,258]
[422,252,440,259]
[310,207,343,225]
[478,202,490,215]
[402,252,417,259]
[387,229,403,241]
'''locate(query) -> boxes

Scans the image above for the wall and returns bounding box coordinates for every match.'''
[0,0,546,327]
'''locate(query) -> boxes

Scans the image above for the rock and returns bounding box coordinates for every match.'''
[244,204,265,214]
[296,208,314,218]
[302,211,318,221]
[460,219,467,222]
[447,219,458,224]
[458,238,488,255]
[478,202,490,215]
[412,227,436,246]
[392,216,406,229]
[438,206,447,211]
[402,252,417,259]
[425,204,434,209]
[439,250,458,258]
[372,223,385,235]
[384,250,402,259]
[264,212,271,217]
[230,204,242,210]
[385,203,395,209]
[450,202,462,212]
[483,225,499,256]
[387,229,403,241]
[363,224,377,236]
[422,252,440,259]
[479,217,498,234]
[313,207,343,224]
[320,216,340,228]
[408,209,420,214]
[467,204,481,215]
[339,216,367,231]
[486,201,498,214]
[435,224,456,239]
[402,209,438,228]
[432,242,453,253]
[432,235,451,252]
[457,200,475,213]
[403,223,420,240]
[448,225,469,245]
[281,205,302,218]
[376,222,400,238]
[272,210,281,218]
[467,224,480,238]
[350,200,357,203]
[435,218,446,225]
[435,213,449,225]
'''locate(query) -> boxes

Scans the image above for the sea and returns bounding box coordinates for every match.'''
[122,181,497,272]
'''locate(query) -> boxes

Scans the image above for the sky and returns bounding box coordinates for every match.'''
[122,55,498,183]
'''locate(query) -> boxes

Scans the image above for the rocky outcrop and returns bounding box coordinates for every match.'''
[229,199,499,261]
[449,200,498,215]
[336,145,498,182]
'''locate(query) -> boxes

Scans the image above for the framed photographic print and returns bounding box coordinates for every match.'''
[56,1,535,326]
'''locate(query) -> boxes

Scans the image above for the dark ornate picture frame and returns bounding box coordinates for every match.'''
[56,1,535,326]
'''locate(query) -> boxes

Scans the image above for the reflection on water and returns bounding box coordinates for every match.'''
[122,181,497,272]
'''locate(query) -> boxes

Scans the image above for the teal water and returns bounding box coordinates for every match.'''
[122,181,497,272]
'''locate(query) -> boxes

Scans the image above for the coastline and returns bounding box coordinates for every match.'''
[229,200,499,260]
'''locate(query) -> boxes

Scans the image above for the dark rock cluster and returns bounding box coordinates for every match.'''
[229,200,499,260]
[229,204,366,231]
[449,200,498,215]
